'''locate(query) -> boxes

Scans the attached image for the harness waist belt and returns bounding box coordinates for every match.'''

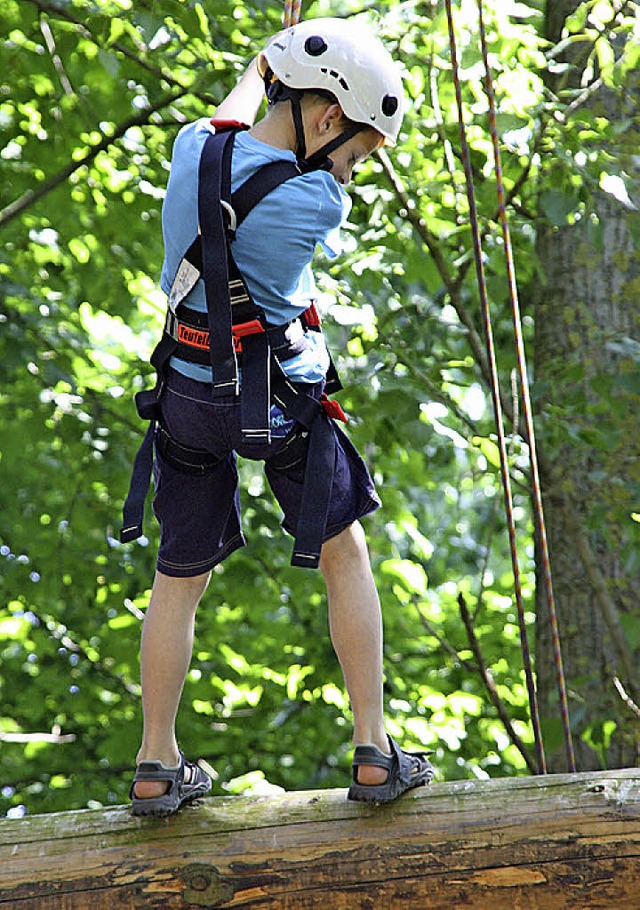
[165,309,308,363]
[176,318,264,353]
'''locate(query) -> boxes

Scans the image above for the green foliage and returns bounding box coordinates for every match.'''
[1,0,637,816]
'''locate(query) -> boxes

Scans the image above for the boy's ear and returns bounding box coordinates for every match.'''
[317,102,345,135]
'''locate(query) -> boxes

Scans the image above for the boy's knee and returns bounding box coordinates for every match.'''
[153,569,212,604]
[320,521,368,573]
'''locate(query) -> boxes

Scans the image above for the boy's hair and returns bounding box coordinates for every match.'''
[299,89,351,124]
[300,91,384,152]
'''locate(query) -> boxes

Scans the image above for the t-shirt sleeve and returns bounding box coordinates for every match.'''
[309,172,352,258]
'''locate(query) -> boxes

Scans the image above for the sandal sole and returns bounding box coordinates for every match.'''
[347,775,432,803]
[131,789,209,817]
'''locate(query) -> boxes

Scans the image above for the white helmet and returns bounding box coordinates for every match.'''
[260,17,404,146]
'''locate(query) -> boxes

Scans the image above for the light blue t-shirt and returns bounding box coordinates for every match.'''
[160,119,351,384]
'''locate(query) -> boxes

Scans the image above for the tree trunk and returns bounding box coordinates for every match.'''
[533,0,640,771]
[1,772,639,909]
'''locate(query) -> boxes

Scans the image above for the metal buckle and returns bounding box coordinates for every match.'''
[220,200,237,234]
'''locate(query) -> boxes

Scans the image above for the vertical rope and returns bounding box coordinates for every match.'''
[475,0,576,772]
[283,0,302,27]
[443,0,547,774]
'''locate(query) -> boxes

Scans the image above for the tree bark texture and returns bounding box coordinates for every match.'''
[533,0,640,771]
[1,771,639,910]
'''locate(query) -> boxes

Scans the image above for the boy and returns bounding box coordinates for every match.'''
[126,17,435,816]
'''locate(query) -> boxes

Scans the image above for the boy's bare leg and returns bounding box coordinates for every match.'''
[320,521,391,786]
[134,524,390,795]
[133,570,210,799]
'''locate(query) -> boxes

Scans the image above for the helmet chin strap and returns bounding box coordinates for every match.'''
[264,78,364,174]
[298,122,364,174]
[288,92,308,161]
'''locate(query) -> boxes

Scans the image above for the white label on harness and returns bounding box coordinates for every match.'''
[168,259,200,313]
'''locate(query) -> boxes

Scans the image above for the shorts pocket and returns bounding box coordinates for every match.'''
[265,423,310,483]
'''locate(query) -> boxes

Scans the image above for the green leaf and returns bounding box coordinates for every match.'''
[539,189,579,225]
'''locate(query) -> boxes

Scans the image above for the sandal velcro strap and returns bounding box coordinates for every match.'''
[130,750,212,817]
[347,735,435,804]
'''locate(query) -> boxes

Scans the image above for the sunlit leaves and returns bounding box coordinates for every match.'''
[1,0,638,815]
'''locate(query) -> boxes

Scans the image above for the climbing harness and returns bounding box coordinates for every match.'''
[121,120,346,569]
[444,0,576,773]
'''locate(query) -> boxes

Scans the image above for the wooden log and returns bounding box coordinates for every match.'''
[1,768,639,909]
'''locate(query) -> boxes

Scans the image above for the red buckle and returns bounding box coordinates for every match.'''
[320,393,348,423]
[177,323,209,351]
[303,302,321,328]
[232,319,264,352]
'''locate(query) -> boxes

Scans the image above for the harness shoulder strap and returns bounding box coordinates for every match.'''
[179,157,301,277]
[198,129,238,397]
[171,153,300,315]
[231,160,301,229]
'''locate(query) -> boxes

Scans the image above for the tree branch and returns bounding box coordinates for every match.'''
[458,592,539,774]
[27,0,222,103]
[377,148,457,291]
[376,148,490,379]
[412,598,478,670]
[412,593,537,774]
[38,13,74,96]
[613,676,640,720]
[0,729,76,744]
[0,90,186,228]
[375,322,479,437]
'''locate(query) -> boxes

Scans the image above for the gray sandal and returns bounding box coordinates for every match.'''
[130,751,211,817]
[347,736,435,803]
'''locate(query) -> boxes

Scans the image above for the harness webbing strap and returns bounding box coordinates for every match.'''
[301,122,364,174]
[269,371,336,568]
[165,308,308,365]
[231,160,301,228]
[198,130,239,397]
[239,329,271,445]
[290,413,335,567]
[120,421,155,543]
[156,424,224,475]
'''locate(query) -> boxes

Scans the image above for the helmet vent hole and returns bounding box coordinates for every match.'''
[305,35,328,56]
[320,68,350,92]
[382,94,398,117]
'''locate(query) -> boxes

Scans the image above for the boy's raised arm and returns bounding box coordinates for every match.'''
[213,56,265,126]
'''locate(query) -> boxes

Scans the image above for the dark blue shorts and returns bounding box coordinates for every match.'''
[152,370,380,577]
